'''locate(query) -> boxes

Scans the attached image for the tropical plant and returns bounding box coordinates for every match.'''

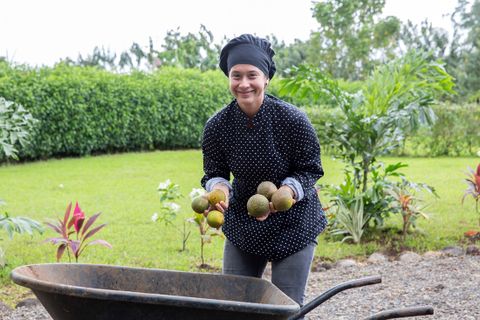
[0,97,41,267]
[280,51,453,237]
[387,180,434,239]
[0,210,44,267]
[186,188,224,267]
[330,197,370,244]
[45,202,112,262]
[462,163,480,225]
[0,97,37,160]
[322,162,408,240]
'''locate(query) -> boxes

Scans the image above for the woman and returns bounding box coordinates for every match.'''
[201,34,327,311]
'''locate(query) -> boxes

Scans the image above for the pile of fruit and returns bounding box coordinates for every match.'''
[191,189,226,229]
[190,181,294,229]
[247,181,294,217]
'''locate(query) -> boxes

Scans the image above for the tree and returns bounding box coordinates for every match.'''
[280,50,453,235]
[76,46,118,70]
[308,0,401,80]
[447,0,480,100]
[399,20,450,59]
[267,35,309,77]
[158,25,222,71]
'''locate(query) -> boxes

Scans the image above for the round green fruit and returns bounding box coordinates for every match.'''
[191,196,209,214]
[247,194,270,218]
[271,189,294,211]
[207,189,226,206]
[207,210,224,229]
[256,181,278,200]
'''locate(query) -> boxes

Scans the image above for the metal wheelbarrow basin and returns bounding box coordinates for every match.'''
[11,263,434,320]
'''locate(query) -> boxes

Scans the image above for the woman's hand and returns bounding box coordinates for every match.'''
[255,185,296,221]
[203,184,230,216]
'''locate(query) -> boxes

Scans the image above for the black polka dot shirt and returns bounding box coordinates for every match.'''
[201,94,327,261]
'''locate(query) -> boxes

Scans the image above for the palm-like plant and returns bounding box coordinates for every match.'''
[280,50,453,235]
[330,197,370,244]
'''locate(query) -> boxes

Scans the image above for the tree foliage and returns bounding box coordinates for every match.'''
[448,0,480,100]
[307,0,401,80]
[279,50,453,237]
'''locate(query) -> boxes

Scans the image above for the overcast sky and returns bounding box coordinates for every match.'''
[0,0,460,67]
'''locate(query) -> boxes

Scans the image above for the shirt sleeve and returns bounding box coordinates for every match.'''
[200,116,231,190]
[286,111,323,198]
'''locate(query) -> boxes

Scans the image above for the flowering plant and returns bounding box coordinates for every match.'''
[462,164,480,225]
[152,179,182,225]
[45,202,111,262]
[152,179,191,251]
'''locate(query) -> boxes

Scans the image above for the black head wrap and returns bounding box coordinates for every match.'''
[219,34,276,79]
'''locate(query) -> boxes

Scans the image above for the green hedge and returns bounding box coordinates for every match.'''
[405,103,480,156]
[1,61,477,161]
[0,63,231,160]
[304,103,480,157]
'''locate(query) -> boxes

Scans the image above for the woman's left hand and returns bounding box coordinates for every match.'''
[255,186,296,221]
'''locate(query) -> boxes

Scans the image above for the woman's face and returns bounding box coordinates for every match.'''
[229,64,269,115]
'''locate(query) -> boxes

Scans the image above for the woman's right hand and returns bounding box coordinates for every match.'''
[203,184,229,216]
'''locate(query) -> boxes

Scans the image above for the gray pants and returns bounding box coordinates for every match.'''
[222,240,316,308]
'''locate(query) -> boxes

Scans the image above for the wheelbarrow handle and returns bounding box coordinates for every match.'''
[288,275,382,320]
[364,306,434,319]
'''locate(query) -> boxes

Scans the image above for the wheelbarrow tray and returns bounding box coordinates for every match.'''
[11,263,300,320]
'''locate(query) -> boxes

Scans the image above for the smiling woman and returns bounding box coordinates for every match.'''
[228,65,269,117]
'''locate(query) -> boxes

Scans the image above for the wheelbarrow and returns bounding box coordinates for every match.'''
[11,263,434,320]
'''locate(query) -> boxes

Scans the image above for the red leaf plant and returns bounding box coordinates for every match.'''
[462,164,480,225]
[45,202,112,262]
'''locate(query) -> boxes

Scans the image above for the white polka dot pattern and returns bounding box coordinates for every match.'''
[201,94,327,261]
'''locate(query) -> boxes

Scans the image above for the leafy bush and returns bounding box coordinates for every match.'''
[0,97,37,159]
[0,62,230,161]
[404,103,480,156]
[305,103,480,157]
[280,51,454,241]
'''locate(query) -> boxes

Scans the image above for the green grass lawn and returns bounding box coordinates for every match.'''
[0,150,479,303]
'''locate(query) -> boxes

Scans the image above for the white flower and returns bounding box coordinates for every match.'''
[164,202,180,213]
[59,184,64,189]
[477,150,480,157]
[189,188,206,199]
[151,212,159,222]
[157,179,171,191]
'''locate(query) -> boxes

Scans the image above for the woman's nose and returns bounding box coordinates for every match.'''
[238,77,249,87]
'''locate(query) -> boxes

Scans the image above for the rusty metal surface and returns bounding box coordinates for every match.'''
[11,263,299,320]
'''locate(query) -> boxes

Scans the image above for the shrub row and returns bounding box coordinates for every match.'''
[304,103,480,157]
[1,61,477,161]
[0,63,231,160]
